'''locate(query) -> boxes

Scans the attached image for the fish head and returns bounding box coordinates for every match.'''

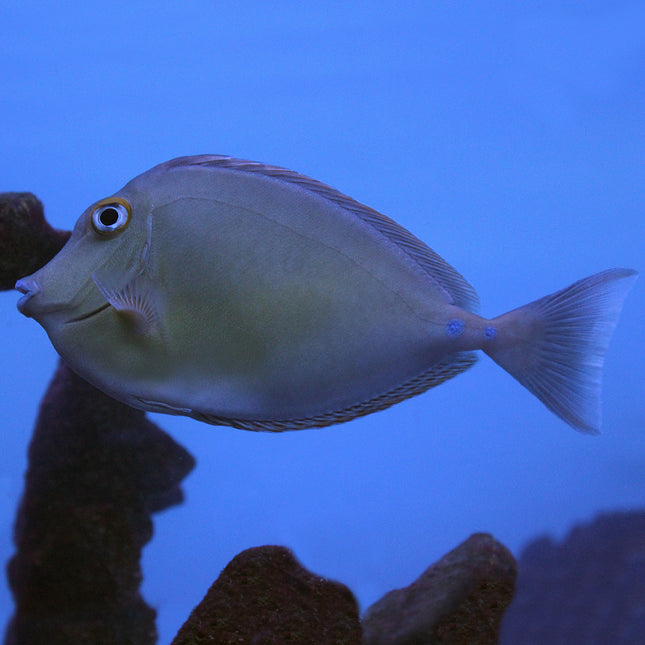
[15,187,161,375]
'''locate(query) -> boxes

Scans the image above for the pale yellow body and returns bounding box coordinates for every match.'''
[16,156,636,432]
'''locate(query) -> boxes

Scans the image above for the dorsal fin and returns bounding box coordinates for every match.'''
[155,155,479,312]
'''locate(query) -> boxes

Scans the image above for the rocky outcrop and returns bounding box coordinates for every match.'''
[362,533,517,645]
[172,545,362,644]
[4,362,196,645]
[0,192,69,289]
[500,511,645,644]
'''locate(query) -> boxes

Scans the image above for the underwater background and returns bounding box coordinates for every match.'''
[1,2,644,642]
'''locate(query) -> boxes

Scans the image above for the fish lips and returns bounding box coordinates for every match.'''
[15,276,108,324]
[15,277,42,318]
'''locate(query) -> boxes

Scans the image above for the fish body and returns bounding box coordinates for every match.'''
[16,155,637,432]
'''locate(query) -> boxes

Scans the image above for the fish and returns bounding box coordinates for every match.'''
[15,155,637,433]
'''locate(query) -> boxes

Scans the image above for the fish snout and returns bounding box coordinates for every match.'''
[15,277,41,317]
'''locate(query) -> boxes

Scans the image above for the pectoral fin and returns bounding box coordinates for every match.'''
[92,269,164,339]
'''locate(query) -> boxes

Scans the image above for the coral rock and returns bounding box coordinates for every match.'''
[362,533,517,645]
[500,511,645,644]
[5,363,196,645]
[171,545,362,644]
[0,192,70,289]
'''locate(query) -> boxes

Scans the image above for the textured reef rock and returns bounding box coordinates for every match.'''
[0,192,70,289]
[362,533,517,645]
[500,510,645,645]
[4,362,196,645]
[171,545,362,644]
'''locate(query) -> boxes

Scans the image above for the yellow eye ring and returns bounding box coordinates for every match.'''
[91,197,131,235]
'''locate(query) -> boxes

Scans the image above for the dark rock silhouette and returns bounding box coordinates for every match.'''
[0,192,70,289]
[172,545,362,644]
[362,533,517,645]
[500,510,645,645]
[4,363,195,645]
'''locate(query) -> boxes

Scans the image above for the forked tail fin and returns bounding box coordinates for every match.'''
[484,269,638,433]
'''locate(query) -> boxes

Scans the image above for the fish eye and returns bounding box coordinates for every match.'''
[91,198,131,235]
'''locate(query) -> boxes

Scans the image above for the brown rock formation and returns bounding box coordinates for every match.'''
[362,533,517,645]
[171,545,362,645]
[500,511,645,645]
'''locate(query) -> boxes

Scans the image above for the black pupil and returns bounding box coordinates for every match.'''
[99,207,119,227]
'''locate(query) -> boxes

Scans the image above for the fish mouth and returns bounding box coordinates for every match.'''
[16,277,111,323]
[66,302,112,324]
[16,292,36,316]
[16,277,42,317]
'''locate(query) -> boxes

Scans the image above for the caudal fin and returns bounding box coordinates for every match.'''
[484,269,637,433]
